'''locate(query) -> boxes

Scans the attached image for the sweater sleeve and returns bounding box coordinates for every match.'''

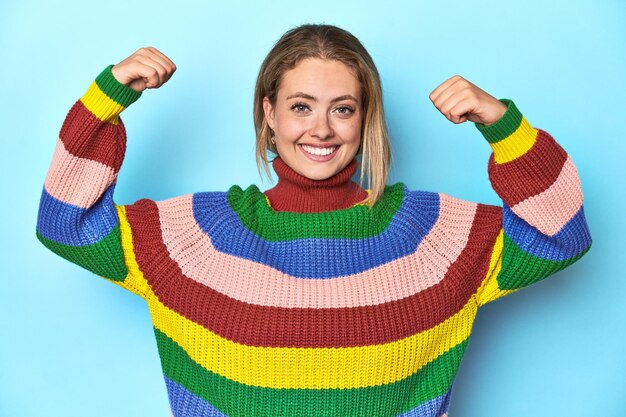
[474,99,592,306]
[36,65,149,298]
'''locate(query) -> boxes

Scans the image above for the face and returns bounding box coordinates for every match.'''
[263,58,363,181]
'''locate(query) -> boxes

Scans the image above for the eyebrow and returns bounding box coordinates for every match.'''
[285,92,359,103]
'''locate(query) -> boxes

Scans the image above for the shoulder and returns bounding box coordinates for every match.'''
[390,183,474,224]
[122,186,251,227]
[223,184,265,209]
[391,183,501,241]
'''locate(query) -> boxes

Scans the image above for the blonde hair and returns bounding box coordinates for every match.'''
[253,24,391,206]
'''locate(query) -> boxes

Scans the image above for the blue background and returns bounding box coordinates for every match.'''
[1,1,623,416]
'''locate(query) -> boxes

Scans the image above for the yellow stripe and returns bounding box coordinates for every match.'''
[115,204,480,389]
[148,288,477,389]
[490,117,538,164]
[79,81,125,125]
[477,229,515,306]
[113,206,150,297]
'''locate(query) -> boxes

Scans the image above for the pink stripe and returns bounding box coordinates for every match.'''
[157,193,478,308]
[511,156,583,236]
[44,140,117,208]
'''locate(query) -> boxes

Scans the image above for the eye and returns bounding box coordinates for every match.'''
[334,106,355,116]
[290,103,310,113]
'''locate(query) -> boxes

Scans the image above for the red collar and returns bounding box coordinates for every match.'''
[263,157,368,213]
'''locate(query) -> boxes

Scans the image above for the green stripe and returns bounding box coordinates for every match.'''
[498,234,591,290]
[226,183,405,241]
[36,226,127,281]
[155,328,467,417]
[474,99,522,144]
[95,65,142,108]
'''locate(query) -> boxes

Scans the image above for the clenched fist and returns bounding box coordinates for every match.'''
[111,47,176,92]
[429,75,507,126]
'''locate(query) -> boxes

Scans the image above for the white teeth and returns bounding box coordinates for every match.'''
[301,145,337,156]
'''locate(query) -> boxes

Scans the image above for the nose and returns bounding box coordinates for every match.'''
[309,113,334,140]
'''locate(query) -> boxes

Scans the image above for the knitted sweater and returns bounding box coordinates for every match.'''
[36,65,592,417]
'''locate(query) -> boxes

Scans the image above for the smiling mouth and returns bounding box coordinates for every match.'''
[299,144,338,156]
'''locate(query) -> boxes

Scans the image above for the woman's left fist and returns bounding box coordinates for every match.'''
[429,75,507,126]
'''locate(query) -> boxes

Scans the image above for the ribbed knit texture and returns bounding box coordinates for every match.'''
[264,157,369,212]
[36,66,592,417]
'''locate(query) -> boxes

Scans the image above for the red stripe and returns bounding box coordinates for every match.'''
[59,100,126,172]
[488,129,567,206]
[126,199,502,348]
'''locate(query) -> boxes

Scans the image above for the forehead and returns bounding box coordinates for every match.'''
[278,58,361,99]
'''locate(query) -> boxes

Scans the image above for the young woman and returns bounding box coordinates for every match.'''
[36,24,591,417]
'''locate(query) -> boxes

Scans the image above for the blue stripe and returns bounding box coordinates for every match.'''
[166,377,227,417]
[36,185,118,246]
[192,189,441,278]
[503,204,591,261]
[399,390,452,416]
[166,375,452,417]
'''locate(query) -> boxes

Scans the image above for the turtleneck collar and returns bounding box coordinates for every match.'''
[263,157,369,213]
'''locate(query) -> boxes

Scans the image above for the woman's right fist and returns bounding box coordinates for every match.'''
[111,47,176,92]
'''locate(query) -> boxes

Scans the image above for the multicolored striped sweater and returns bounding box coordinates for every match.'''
[36,65,592,417]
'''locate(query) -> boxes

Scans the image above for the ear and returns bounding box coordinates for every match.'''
[262,97,275,130]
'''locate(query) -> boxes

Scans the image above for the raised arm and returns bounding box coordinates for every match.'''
[36,47,176,297]
[429,76,592,305]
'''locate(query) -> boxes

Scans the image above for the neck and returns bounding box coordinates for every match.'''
[263,158,368,213]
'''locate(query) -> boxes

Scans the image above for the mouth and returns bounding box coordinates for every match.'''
[298,144,339,162]
[300,145,338,156]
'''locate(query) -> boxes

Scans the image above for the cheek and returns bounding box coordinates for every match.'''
[275,112,308,140]
[337,118,362,145]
